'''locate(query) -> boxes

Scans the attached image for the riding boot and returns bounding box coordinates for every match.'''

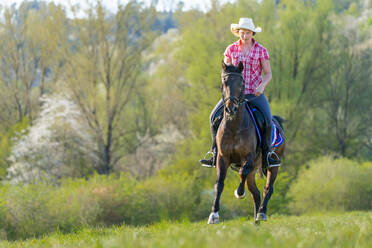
[200,105,223,168]
[200,122,218,168]
[262,124,280,167]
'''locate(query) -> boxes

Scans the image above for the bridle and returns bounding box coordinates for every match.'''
[221,72,245,115]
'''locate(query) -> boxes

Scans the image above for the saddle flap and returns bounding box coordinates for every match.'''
[244,102,284,148]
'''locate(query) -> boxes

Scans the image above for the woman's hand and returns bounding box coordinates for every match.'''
[254,84,265,96]
[224,56,232,65]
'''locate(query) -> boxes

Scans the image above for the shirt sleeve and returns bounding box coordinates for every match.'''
[224,45,232,60]
[262,47,269,60]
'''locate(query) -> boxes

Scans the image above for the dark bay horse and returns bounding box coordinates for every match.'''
[207,61,285,224]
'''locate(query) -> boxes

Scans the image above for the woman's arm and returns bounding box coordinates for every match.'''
[254,59,272,96]
[224,45,233,65]
[261,59,272,88]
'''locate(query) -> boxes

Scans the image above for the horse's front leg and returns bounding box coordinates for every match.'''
[246,171,261,223]
[208,155,228,224]
[257,166,279,221]
[234,159,254,199]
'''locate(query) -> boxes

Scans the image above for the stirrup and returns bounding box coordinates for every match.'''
[203,150,214,160]
[267,151,280,167]
[200,151,215,168]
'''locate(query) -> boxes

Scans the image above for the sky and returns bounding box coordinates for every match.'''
[0,0,236,14]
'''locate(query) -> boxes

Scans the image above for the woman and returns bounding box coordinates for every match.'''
[200,17,280,168]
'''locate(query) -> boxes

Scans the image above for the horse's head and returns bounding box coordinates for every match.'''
[221,61,245,117]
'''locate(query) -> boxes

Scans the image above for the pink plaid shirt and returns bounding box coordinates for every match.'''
[224,39,270,94]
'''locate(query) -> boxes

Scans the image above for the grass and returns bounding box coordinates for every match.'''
[1,212,372,248]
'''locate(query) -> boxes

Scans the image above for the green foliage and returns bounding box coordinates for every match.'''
[124,172,209,224]
[172,0,370,164]
[0,172,208,240]
[0,174,137,239]
[289,156,372,214]
[0,3,67,125]
[0,166,293,240]
[332,0,362,13]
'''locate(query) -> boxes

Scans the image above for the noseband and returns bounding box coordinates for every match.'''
[222,72,245,111]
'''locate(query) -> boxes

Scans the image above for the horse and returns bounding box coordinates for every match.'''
[207,61,286,224]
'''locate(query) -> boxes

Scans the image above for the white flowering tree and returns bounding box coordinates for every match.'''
[7,93,98,184]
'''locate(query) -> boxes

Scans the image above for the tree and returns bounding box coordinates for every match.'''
[0,2,67,128]
[24,3,68,97]
[65,1,154,174]
[142,28,188,132]
[7,93,97,184]
[316,22,372,157]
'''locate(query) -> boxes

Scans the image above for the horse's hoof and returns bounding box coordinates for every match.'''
[256,213,267,222]
[234,189,246,199]
[207,212,219,224]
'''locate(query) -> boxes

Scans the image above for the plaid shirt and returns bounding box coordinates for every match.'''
[224,39,270,94]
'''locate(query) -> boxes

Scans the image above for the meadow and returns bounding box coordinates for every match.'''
[1,212,371,248]
[0,1,370,247]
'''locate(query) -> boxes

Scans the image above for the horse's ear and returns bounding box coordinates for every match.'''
[222,60,227,71]
[238,61,244,73]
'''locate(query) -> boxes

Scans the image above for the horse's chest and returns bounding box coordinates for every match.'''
[219,132,249,153]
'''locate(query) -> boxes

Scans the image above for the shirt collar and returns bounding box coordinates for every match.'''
[236,38,257,49]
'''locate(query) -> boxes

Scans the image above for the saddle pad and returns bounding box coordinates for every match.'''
[246,105,284,148]
[271,124,284,148]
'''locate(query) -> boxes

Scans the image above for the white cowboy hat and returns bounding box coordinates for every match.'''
[231,18,262,37]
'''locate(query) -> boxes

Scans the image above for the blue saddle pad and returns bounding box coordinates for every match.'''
[245,104,284,148]
[271,123,284,147]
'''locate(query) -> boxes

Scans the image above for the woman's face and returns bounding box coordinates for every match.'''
[239,29,253,43]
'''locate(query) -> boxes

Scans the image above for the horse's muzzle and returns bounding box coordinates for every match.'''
[223,96,240,118]
[225,104,238,117]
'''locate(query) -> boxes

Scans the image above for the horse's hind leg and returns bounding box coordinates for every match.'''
[246,172,261,223]
[208,155,228,224]
[234,160,253,199]
[257,166,279,221]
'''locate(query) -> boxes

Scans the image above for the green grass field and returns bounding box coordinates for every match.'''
[2,212,371,248]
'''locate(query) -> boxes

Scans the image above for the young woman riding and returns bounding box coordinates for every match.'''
[200,17,280,168]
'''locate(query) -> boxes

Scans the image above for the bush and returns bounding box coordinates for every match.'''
[2,181,100,239]
[288,157,372,214]
[0,171,208,240]
[0,174,135,239]
[0,161,295,240]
